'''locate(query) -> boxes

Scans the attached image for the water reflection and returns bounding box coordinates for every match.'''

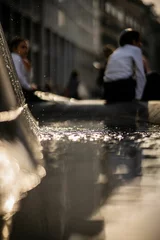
[98,127,143,209]
[10,120,160,240]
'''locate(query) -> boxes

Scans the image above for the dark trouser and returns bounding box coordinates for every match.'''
[104,77,136,103]
[22,89,43,103]
[142,72,160,101]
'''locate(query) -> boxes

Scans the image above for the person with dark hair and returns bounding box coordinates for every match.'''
[119,29,142,47]
[10,37,34,89]
[10,37,40,102]
[103,28,146,103]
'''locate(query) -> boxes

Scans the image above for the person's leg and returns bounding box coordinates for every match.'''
[104,78,136,104]
[142,72,160,100]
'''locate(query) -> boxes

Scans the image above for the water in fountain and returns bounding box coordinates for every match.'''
[0,24,46,239]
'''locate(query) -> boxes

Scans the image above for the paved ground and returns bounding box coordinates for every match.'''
[0,92,158,240]
[8,107,160,240]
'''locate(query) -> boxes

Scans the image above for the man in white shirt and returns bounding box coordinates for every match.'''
[103,28,146,103]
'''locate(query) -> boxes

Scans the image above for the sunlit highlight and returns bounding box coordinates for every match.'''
[3,196,15,213]
[0,139,46,216]
[2,224,10,239]
[0,107,23,122]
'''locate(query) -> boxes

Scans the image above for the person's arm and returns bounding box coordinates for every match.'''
[133,47,147,100]
[143,56,151,74]
[12,56,32,90]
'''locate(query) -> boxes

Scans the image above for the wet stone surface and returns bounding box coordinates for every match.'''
[10,120,160,240]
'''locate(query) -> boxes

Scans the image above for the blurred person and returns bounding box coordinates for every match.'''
[143,55,151,75]
[96,44,115,98]
[64,70,80,99]
[22,39,35,86]
[141,56,160,100]
[44,80,52,92]
[10,37,40,102]
[103,28,146,104]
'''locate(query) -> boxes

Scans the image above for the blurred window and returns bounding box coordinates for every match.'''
[105,2,112,14]
[58,10,66,27]
[32,23,41,44]
[111,6,117,17]
[44,29,50,79]
[20,0,31,11]
[32,0,41,19]
[51,33,58,85]
[10,11,21,36]
[23,17,31,39]
[117,11,124,22]
[93,0,98,9]
[32,51,40,84]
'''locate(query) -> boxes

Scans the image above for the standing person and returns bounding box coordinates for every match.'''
[103,28,146,104]
[65,70,80,99]
[10,37,39,102]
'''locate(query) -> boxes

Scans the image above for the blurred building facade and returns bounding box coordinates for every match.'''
[1,0,160,96]
[0,0,101,95]
[99,0,160,72]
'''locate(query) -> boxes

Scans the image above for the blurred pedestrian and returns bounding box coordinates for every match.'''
[10,36,40,102]
[103,28,146,104]
[142,56,160,100]
[64,70,80,99]
[95,44,115,98]
[44,80,52,92]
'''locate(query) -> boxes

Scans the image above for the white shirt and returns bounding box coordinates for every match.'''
[104,44,146,100]
[11,53,32,90]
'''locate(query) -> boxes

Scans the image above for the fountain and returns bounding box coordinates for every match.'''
[0,24,46,239]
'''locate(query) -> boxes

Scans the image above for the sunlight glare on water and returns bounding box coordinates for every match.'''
[39,120,158,145]
[38,120,160,239]
[0,139,45,216]
[39,120,160,177]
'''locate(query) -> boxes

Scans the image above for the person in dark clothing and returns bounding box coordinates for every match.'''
[141,56,160,101]
[65,70,80,99]
[142,71,160,101]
